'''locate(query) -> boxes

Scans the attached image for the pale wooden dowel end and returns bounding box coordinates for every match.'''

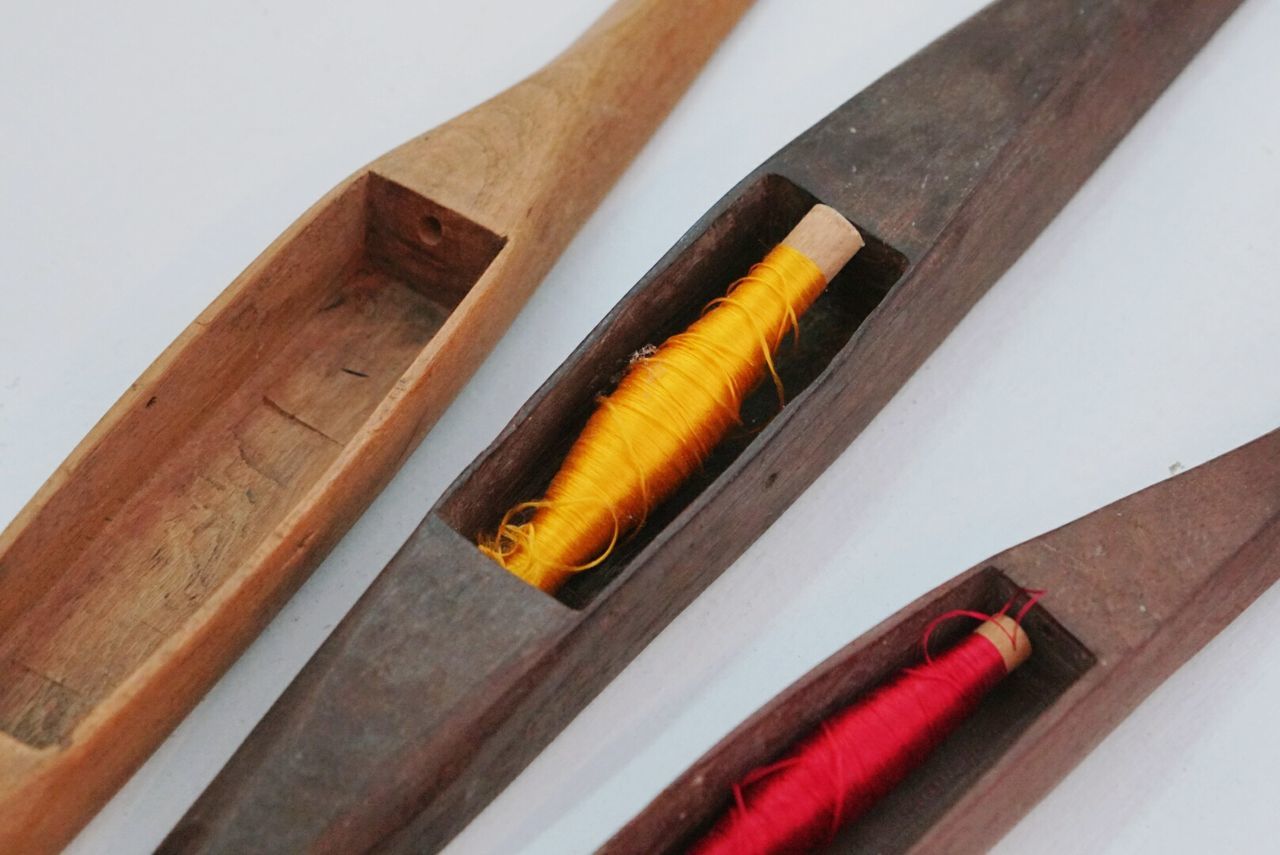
[780,203,864,282]
[975,615,1033,673]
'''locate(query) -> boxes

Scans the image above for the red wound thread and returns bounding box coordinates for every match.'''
[691,630,1009,855]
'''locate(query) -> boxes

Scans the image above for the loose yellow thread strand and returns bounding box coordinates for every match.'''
[479,244,828,593]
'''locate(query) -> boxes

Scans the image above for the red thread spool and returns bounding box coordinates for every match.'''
[691,616,1031,855]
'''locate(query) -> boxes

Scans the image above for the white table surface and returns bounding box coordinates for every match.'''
[2,1,1278,852]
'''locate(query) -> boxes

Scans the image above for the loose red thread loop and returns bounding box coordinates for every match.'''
[691,593,1043,855]
[921,588,1044,665]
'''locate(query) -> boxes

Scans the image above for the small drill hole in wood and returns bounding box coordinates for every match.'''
[418,215,444,246]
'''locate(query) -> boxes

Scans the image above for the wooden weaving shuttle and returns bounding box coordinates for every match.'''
[610,427,1280,853]
[0,1,754,851]
[164,0,1243,852]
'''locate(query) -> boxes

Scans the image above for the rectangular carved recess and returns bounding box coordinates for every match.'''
[438,174,907,608]
[664,569,1095,854]
[825,569,1095,853]
[0,175,503,749]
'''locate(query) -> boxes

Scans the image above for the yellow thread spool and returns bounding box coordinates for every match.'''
[481,205,863,592]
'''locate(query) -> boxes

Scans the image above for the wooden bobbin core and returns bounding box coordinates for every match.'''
[779,204,864,282]
[975,615,1033,672]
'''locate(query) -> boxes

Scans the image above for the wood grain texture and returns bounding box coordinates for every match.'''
[0,1,753,851]
[164,0,1243,852]
[611,428,1280,854]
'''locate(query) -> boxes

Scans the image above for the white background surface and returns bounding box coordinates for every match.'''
[2,0,1278,852]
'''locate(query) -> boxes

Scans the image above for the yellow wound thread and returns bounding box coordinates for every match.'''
[480,244,828,593]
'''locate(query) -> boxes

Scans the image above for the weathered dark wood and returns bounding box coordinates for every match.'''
[611,428,1280,854]
[163,0,1243,852]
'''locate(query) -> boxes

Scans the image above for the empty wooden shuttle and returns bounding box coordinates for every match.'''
[0,1,755,850]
